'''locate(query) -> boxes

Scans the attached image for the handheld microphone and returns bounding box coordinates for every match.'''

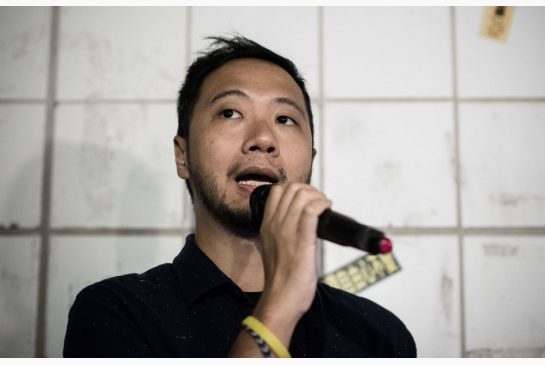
[250,185,393,255]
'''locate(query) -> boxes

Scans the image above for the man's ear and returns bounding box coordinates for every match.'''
[173,135,190,180]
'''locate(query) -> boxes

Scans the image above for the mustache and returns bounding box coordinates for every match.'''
[227,158,288,183]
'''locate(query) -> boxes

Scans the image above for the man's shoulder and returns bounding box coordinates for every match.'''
[317,282,417,357]
[75,262,178,305]
[317,282,407,326]
[64,262,180,357]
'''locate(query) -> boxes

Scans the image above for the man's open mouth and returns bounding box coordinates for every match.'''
[236,174,277,187]
[234,167,280,188]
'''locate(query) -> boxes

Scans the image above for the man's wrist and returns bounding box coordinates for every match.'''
[252,294,304,349]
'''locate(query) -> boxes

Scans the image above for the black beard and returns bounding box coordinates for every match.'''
[191,167,259,239]
[189,161,312,239]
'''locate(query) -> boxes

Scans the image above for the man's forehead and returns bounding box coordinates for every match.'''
[198,58,304,101]
[207,57,288,78]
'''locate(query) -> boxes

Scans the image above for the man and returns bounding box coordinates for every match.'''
[63,35,416,357]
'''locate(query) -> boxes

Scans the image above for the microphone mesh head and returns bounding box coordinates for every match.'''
[379,238,393,254]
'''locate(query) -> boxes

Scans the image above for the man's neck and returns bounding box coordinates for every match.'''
[193,207,265,293]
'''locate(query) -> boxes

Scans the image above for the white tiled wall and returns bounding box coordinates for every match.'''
[323,102,457,227]
[0,104,46,228]
[57,7,187,100]
[0,7,50,99]
[324,235,462,358]
[460,103,545,227]
[464,236,545,356]
[1,6,545,358]
[456,7,545,98]
[0,236,40,357]
[324,7,452,98]
[51,103,187,228]
[45,235,184,357]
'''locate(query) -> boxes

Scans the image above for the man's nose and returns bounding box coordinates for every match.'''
[241,118,279,157]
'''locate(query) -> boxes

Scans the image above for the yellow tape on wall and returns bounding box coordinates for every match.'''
[480,6,515,42]
[321,253,401,294]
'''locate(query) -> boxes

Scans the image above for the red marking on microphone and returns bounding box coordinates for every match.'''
[379,238,393,254]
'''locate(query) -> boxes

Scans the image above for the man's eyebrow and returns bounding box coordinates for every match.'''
[210,90,306,117]
[273,97,306,117]
[210,89,248,104]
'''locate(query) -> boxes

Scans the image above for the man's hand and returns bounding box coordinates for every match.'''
[229,183,332,357]
[257,183,332,318]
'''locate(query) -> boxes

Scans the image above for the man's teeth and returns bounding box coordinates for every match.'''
[238,180,273,187]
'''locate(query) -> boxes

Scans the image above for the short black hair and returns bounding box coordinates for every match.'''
[176,35,314,142]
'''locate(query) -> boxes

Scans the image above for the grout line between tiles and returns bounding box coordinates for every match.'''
[35,6,59,358]
[325,97,453,103]
[0,99,46,104]
[181,6,194,231]
[317,6,325,276]
[324,97,545,103]
[186,6,192,67]
[450,7,466,358]
[5,97,545,105]
[50,228,187,236]
[3,226,545,237]
[51,99,176,104]
[382,227,545,235]
[459,97,545,103]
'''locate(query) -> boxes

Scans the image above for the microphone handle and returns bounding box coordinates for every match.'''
[317,209,386,255]
[250,185,392,255]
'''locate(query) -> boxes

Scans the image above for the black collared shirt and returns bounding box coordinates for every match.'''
[63,234,416,357]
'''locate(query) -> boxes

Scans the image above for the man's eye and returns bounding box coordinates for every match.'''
[276,115,296,125]
[221,109,242,119]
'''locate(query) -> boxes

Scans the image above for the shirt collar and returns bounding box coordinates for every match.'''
[172,234,237,306]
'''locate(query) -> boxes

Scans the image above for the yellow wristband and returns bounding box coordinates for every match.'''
[242,316,291,358]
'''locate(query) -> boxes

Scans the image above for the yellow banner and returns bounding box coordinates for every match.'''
[321,253,401,294]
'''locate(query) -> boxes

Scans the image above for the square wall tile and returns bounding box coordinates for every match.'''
[0,104,46,228]
[323,102,457,227]
[324,7,452,98]
[460,103,545,227]
[191,7,319,98]
[51,103,187,228]
[57,7,187,100]
[0,7,50,99]
[464,236,545,356]
[323,235,461,357]
[45,234,184,357]
[0,236,40,357]
[456,7,545,97]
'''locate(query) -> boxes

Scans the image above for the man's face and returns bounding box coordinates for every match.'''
[175,58,314,237]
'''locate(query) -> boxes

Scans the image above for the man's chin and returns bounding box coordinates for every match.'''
[204,198,258,238]
[190,171,261,238]
[218,209,258,239]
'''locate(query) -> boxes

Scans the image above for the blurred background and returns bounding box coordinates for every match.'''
[1,6,544,358]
